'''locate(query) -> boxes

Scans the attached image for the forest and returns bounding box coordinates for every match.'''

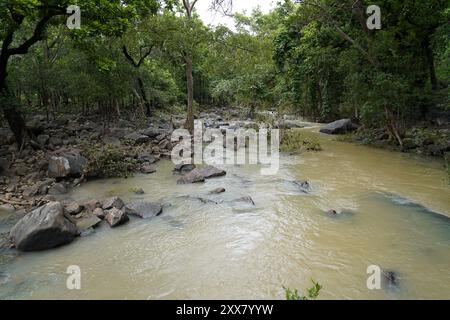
[0,0,448,148]
[0,0,450,301]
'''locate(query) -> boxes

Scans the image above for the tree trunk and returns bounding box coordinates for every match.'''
[137,77,151,117]
[0,56,27,148]
[185,55,195,134]
[424,38,438,91]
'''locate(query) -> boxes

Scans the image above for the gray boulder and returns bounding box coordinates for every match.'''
[37,134,50,145]
[75,214,102,233]
[10,202,78,251]
[102,197,124,210]
[48,182,68,195]
[125,132,150,145]
[105,208,129,227]
[126,201,163,219]
[320,119,359,135]
[48,151,87,178]
[196,165,226,179]
[173,163,196,175]
[177,169,206,184]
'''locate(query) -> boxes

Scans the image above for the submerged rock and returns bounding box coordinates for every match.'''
[126,201,163,219]
[210,187,226,194]
[177,165,226,184]
[382,270,400,290]
[10,202,78,251]
[320,119,359,135]
[230,196,256,210]
[105,208,129,227]
[141,164,157,174]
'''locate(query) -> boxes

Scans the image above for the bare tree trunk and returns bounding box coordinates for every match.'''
[185,55,195,134]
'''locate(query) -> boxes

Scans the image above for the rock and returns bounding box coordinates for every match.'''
[23,178,54,197]
[105,208,129,227]
[125,201,163,219]
[401,138,418,151]
[140,127,162,138]
[102,197,124,210]
[37,134,50,145]
[93,207,106,219]
[132,187,145,195]
[177,169,206,184]
[26,115,46,134]
[125,132,150,145]
[0,158,9,173]
[158,139,170,150]
[293,180,311,193]
[64,202,83,215]
[173,163,196,175]
[10,202,78,251]
[48,182,68,195]
[0,204,15,213]
[137,152,159,164]
[49,136,63,146]
[278,120,308,129]
[47,156,70,178]
[382,270,400,289]
[79,227,95,237]
[326,209,338,216]
[141,164,156,174]
[320,119,359,135]
[64,151,87,176]
[196,165,226,179]
[210,187,226,194]
[83,200,102,213]
[427,144,446,157]
[75,214,102,232]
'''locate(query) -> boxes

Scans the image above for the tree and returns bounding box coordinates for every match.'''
[0,0,159,149]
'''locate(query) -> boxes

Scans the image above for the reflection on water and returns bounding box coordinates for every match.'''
[1,128,449,300]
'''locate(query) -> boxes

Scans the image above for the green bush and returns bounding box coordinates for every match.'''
[81,144,137,178]
[283,280,322,300]
[280,129,322,153]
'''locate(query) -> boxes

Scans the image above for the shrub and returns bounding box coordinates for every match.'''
[81,144,137,178]
[283,280,322,300]
[280,129,322,153]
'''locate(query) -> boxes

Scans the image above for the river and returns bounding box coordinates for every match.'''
[1,125,449,299]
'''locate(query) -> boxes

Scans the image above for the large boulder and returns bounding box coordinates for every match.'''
[10,202,78,251]
[320,119,359,135]
[177,169,206,184]
[48,151,87,178]
[176,165,226,184]
[126,201,163,219]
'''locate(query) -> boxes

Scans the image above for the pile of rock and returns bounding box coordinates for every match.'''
[7,196,164,252]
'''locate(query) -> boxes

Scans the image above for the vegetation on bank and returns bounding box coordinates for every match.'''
[81,144,137,178]
[280,129,322,153]
[284,280,322,300]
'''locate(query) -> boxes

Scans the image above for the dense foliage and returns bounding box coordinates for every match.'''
[1,0,449,147]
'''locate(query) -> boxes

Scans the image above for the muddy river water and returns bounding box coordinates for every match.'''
[1,126,449,299]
